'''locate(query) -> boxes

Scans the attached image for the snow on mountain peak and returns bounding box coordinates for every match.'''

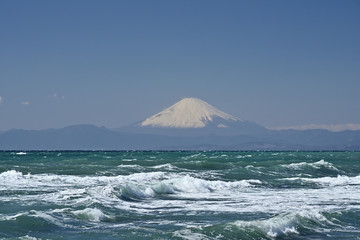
[141,98,241,128]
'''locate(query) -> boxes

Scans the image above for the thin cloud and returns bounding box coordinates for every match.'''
[271,123,360,132]
[50,93,65,100]
[21,101,30,105]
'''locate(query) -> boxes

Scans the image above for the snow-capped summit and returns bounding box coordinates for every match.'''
[141,98,241,128]
[116,97,267,136]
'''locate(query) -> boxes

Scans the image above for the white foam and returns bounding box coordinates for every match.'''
[231,210,331,237]
[150,163,179,171]
[160,175,260,194]
[170,175,214,193]
[0,212,28,221]
[181,153,203,160]
[152,182,176,194]
[172,228,209,240]
[0,170,31,188]
[18,236,41,240]
[236,154,252,159]
[121,184,156,199]
[282,159,340,171]
[0,169,25,180]
[116,175,260,200]
[293,175,360,186]
[30,210,68,227]
[16,152,27,155]
[1,169,359,220]
[72,208,108,222]
[121,158,137,161]
[117,164,145,170]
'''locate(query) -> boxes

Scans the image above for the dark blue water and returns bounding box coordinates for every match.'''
[0,151,359,239]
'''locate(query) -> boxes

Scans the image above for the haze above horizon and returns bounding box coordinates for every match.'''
[1,0,359,131]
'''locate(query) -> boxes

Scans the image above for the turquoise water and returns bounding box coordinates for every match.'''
[0,151,359,239]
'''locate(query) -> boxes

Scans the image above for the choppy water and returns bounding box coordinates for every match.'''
[0,151,359,239]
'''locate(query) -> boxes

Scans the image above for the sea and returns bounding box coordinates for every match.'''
[0,151,359,240]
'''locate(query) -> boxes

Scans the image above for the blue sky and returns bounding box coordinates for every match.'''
[1,0,359,131]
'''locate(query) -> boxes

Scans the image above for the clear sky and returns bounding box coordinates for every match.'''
[1,0,359,131]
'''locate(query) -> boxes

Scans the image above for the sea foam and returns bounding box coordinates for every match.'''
[230,210,331,238]
[72,208,108,222]
[282,159,340,171]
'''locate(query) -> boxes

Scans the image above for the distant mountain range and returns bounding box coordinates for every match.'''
[1,98,359,150]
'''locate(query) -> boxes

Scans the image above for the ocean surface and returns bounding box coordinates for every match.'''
[0,151,359,240]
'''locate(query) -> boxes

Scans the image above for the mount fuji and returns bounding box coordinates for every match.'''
[119,98,268,136]
[141,98,239,128]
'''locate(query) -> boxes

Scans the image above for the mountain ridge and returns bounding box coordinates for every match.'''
[0,124,359,150]
[1,99,359,150]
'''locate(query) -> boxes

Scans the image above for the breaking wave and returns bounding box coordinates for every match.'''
[0,170,260,201]
[229,210,330,238]
[285,175,360,186]
[174,210,354,240]
[281,159,341,172]
[72,208,109,222]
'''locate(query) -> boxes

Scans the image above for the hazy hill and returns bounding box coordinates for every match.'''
[0,124,359,150]
[1,98,359,150]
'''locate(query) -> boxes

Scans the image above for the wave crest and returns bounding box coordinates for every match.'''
[282,160,340,172]
[72,208,109,222]
[286,175,360,186]
[228,210,333,238]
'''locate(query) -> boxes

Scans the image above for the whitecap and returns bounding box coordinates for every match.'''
[0,169,24,179]
[18,235,41,240]
[72,208,108,222]
[16,152,27,155]
[160,175,261,194]
[173,228,209,240]
[117,164,145,170]
[298,175,360,186]
[181,153,202,160]
[230,210,331,238]
[236,154,252,159]
[0,212,28,221]
[0,170,31,187]
[282,159,340,172]
[122,158,137,162]
[30,210,68,227]
[120,184,155,199]
[117,175,260,200]
[150,163,180,171]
